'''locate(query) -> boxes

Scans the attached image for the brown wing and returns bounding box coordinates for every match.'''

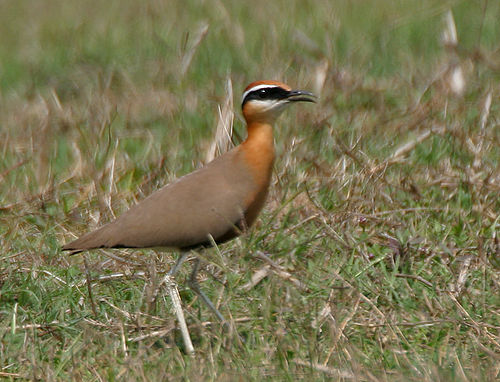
[62,147,265,251]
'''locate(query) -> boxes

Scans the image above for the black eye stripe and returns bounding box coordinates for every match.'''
[242,87,290,106]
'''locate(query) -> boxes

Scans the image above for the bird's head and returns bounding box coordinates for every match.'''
[241,80,316,124]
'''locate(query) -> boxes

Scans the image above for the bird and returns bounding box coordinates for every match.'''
[63,81,315,253]
[62,80,315,352]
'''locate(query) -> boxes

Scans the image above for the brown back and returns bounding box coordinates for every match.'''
[62,146,270,251]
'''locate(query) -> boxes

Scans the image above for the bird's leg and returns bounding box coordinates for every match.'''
[168,252,190,276]
[152,252,190,302]
[187,258,226,323]
[159,252,194,355]
[188,258,246,347]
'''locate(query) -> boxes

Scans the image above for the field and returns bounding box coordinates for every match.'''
[0,0,499,380]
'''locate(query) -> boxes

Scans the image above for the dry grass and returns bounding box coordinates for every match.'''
[0,0,499,380]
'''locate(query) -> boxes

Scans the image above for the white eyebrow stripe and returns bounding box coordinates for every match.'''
[241,84,279,103]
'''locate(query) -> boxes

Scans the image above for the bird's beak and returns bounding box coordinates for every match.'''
[286,90,317,103]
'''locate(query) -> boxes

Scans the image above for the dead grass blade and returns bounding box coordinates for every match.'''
[241,264,271,291]
[313,59,329,96]
[0,159,29,182]
[0,371,29,380]
[180,23,209,77]
[253,251,309,291]
[205,76,234,162]
[371,124,447,174]
[469,91,492,169]
[292,359,355,379]
[442,10,466,95]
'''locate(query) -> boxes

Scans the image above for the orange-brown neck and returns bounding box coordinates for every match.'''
[240,121,275,189]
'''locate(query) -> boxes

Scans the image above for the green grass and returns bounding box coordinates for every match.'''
[1,0,499,380]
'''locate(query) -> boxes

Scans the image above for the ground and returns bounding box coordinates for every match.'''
[0,0,499,380]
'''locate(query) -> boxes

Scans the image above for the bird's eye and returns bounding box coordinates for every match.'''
[258,89,268,98]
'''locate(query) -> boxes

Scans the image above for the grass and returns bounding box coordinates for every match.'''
[0,0,499,380]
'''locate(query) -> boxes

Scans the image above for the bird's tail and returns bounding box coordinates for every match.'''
[62,223,115,253]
